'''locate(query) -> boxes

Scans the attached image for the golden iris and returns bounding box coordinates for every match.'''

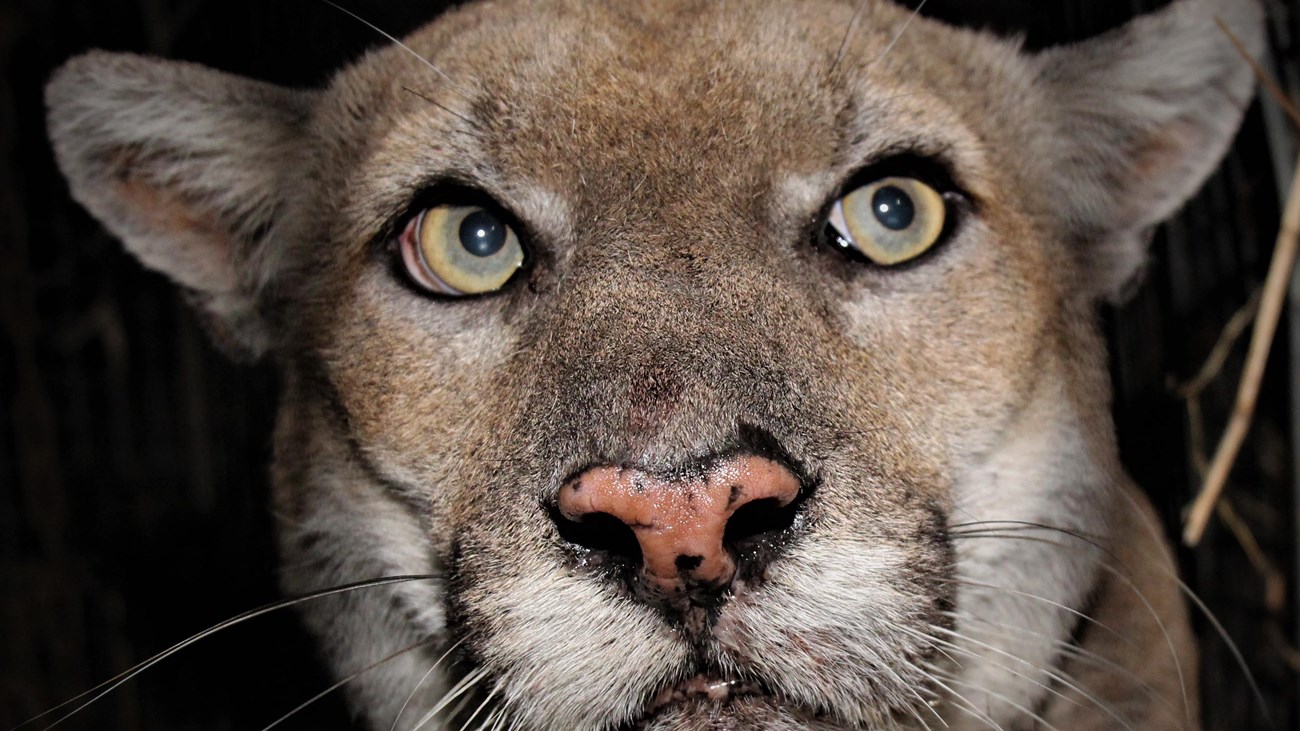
[402,205,524,295]
[829,177,946,266]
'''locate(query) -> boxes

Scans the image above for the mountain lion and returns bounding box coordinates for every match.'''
[45,0,1264,728]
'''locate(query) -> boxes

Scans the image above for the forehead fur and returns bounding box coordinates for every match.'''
[311,0,1038,247]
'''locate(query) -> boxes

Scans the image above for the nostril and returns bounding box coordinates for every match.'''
[723,496,801,549]
[549,506,643,565]
[553,456,808,595]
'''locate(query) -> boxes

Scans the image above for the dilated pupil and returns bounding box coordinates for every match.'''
[872,186,915,231]
[459,210,507,257]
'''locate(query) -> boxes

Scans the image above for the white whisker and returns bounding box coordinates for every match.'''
[933,673,1062,731]
[905,627,1086,718]
[321,0,468,95]
[18,575,437,731]
[924,624,1139,731]
[262,636,442,731]
[828,0,870,77]
[1109,488,1273,725]
[410,667,489,731]
[319,0,481,129]
[876,0,929,64]
[919,672,1007,731]
[950,610,1178,720]
[456,682,499,731]
[942,575,1126,646]
[950,526,1192,722]
[390,638,467,731]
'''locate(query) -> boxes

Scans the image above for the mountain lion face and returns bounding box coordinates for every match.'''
[46,0,1261,728]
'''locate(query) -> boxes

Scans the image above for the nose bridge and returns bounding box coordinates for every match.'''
[566,195,779,303]
[556,214,796,362]
[507,202,826,489]
[539,220,783,393]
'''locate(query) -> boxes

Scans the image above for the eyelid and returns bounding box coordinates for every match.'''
[833,152,966,203]
[382,179,522,248]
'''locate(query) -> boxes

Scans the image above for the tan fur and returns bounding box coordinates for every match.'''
[46,0,1262,728]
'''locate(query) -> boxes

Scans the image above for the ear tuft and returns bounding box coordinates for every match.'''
[1034,0,1264,302]
[46,51,317,359]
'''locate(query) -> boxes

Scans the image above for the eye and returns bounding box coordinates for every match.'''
[826,176,947,266]
[398,205,525,296]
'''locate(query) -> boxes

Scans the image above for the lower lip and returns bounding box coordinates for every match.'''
[642,674,769,721]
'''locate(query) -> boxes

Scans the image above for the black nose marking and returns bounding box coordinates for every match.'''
[675,554,704,572]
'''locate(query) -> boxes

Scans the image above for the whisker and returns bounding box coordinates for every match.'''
[262,635,443,731]
[939,576,1126,646]
[321,0,469,96]
[948,519,1101,539]
[901,690,943,731]
[932,673,1062,731]
[16,574,438,730]
[410,666,489,731]
[1108,487,1275,729]
[827,0,869,78]
[919,673,1007,731]
[949,610,1178,720]
[435,690,482,731]
[923,624,1140,731]
[1171,570,1273,727]
[320,2,479,128]
[865,650,946,731]
[1096,563,1191,724]
[456,682,499,731]
[905,626,1086,719]
[949,527,1192,721]
[390,638,467,731]
[400,86,479,128]
[485,707,508,731]
[876,0,929,65]
[900,680,946,731]
[502,710,524,731]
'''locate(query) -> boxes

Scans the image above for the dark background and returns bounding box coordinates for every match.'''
[2,0,1297,728]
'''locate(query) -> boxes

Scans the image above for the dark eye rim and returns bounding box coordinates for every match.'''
[379,181,536,300]
[816,152,973,271]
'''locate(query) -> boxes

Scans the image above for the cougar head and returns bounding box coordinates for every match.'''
[46,0,1261,728]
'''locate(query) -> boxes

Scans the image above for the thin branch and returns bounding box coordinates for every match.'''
[1173,288,1261,400]
[1215,17,1300,129]
[1183,151,1300,545]
[1185,396,1209,476]
[1215,498,1287,612]
[1182,22,1300,546]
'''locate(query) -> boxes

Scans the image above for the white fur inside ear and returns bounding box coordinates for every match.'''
[1033,0,1263,303]
[45,51,317,358]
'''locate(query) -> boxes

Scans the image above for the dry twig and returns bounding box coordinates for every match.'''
[1215,17,1300,128]
[1173,289,1261,400]
[1215,499,1287,612]
[1183,156,1300,545]
[1182,20,1300,546]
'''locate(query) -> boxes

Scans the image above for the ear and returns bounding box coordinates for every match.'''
[1033,0,1263,302]
[46,51,317,359]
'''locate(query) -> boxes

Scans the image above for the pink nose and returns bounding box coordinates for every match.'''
[556,456,801,592]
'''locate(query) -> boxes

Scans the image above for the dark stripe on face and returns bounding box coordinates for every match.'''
[299,354,434,517]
